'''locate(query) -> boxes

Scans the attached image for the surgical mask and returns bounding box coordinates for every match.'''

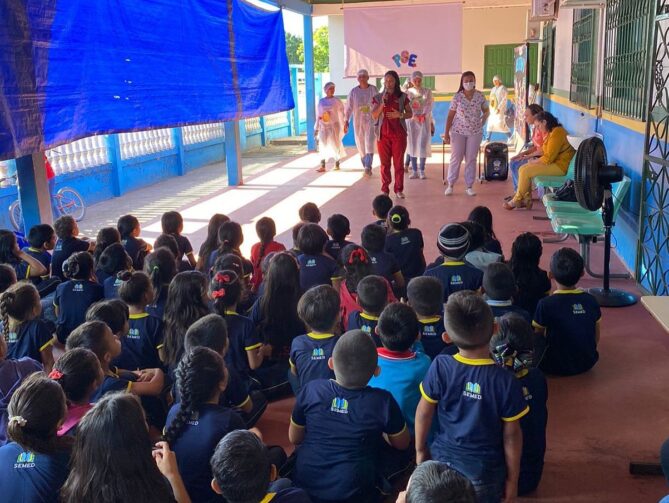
[463,82,475,91]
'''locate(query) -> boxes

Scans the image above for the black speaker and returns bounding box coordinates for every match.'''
[483,142,509,181]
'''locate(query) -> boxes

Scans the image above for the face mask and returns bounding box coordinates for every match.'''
[463,82,475,91]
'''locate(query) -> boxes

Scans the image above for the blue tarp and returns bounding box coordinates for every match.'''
[0,0,294,161]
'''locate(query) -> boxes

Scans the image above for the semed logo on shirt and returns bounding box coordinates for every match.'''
[330,397,349,414]
[14,451,36,469]
[361,325,372,334]
[73,283,84,292]
[572,303,586,315]
[522,386,532,401]
[306,259,316,267]
[311,348,325,360]
[127,328,140,339]
[7,331,17,343]
[450,275,463,286]
[463,381,482,400]
[400,237,410,246]
[187,411,200,426]
[422,325,436,336]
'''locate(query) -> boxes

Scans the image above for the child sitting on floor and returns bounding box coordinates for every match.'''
[483,262,531,324]
[23,224,57,288]
[97,243,132,299]
[406,276,454,359]
[384,206,425,282]
[361,223,405,293]
[299,202,321,224]
[296,224,341,292]
[250,217,285,293]
[534,247,601,376]
[161,211,196,270]
[347,275,388,346]
[372,193,393,229]
[117,214,151,271]
[51,216,94,282]
[509,232,551,316]
[398,461,476,503]
[325,213,353,261]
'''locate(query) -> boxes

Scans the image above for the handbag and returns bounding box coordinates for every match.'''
[553,179,577,202]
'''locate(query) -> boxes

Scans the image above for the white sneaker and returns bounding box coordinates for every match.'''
[409,172,419,179]
[444,186,454,196]
[466,187,476,196]
[419,172,427,180]
[395,192,406,199]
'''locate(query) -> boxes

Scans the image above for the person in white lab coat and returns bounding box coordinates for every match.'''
[485,75,512,142]
[405,71,434,179]
[344,69,378,176]
[315,82,346,172]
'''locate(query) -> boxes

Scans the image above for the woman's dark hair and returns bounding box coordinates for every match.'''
[163,347,226,446]
[0,229,18,264]
[217,221,244,258]
[161,211,183,235]
[361,224,386,253]
[86,299,129,336]
[162,271,210,368]
[258,252,304,356]
[457,71,476,93]
[154,233,180,259]
[93,227,121,265]
[63,251,94,280]
[0,264,17,293]
[54,215,76,239]
[210,270,242,315]
[52,348,102,404]
[341,244,373,293]
[116,215,139,240]
[253,217,277,270]
[61,393,173,503]
[197,214,230,272]
[7,372,69,454]
[297,223,328,255]
[387,205,410,231]
[527,103,543,116]
[468,206,497,241]
[144,248,177,305]
[534,111,561,131]
[1,282,40,341]
[27,224,55,248]
[98,243,132,276]
[384,70,402,97]
[118,271,152,306]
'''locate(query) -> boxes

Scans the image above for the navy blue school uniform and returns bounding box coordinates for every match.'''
[514,269,551,316]
[420,353,528,499]
[417,316,447,360]
[23,247,51,282]
[171,234,193,263]
[51,237,90,281]
[263,487,312,502]
[6,319,54,363]
[291,379,406,502]
[384,228,425,280]
[7,259,31,281]
[484,238,503,256]
[92,369,136,402]
[517,367,548,495]
[533,289,601,376]
[54,279,104,344]
[373,218,388,229]
[122,236,150,270]
[289,333,339,388]
[0,442,70,503]
[166,403,245,503]
[487,300,532,325]
[423,260,483,302]
[146,289,168,320]
[368,250,400,283]
[223,311,262,377]
[325,239,353,261]
[347,311,381,346]
[297,253,341,292]
[95,267,111,285]
[103,274,123,299]
[113,312,163,370]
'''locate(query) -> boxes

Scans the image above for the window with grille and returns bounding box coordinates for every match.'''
[541,22,555,94]
[603,0,654,120]
[570,9,596,108]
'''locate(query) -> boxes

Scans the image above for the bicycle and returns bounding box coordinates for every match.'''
[1,175,86,231]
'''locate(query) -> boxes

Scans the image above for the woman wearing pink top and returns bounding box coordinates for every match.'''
[507,104,546,197]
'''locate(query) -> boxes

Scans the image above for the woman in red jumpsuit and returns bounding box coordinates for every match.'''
[371,70,413,198]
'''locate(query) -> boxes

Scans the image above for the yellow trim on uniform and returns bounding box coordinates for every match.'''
[553,289,583,295]
[442,261,465,266]
[532,321,545,329]
[419,382,438,404]
[307,332,336,340]
[360,312,379,321]
[502,405,530,422]
[419,316,442,324]
[290,417,305,428]
[225,310,238,316]
[28,247,41,252]
[156,343,164,350]
[24,265,31,279]
[129,312,149,319]
[453,353,495,366]
[39,337,56,352]
[388,423,408,438]
[260,493,277,503]
[126,382,133,393]
[245,342,263,351]
[236,395,251,410]
[289,359,296,368]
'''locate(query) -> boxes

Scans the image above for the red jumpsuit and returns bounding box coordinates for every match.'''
[376,94,407,195]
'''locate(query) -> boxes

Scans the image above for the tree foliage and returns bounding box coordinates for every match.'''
[313,26,329,73]
[285,32,304,65]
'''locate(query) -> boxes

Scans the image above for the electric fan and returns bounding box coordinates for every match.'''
[574,137,637,307]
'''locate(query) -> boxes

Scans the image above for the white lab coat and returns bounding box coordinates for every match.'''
[316,96,346,160]
[487,84,509,133]
[345,85,378,157]
[406,86,433,158]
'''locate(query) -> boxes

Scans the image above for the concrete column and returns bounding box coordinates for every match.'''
[224,121,243,186]
[304,15,317,151]
[15,152,52,232]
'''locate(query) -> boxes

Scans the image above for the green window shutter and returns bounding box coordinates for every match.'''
[422,76,436,90]
[603,0,654,120]
[541,22,555,94]
[570,9,596,108]
[483,44,516,88]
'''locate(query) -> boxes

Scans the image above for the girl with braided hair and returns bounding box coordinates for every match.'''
[196,213,230,273]
[143,247,177,320]
[164,346,245,502]
[92,227,121,283]
[250,217,285,293]
[0,372,73,502]
[1,282,55,371]
[97,243,132,299]
[210,270,267,382]
[208,222,253,279]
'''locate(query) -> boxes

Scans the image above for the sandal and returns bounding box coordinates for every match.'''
[503,200,518,210]
[523,195,533,210]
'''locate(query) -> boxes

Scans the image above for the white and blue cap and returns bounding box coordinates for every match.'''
[437,223,471,259]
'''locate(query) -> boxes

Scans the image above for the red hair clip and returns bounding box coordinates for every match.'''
[348,248,368,265]
[211,288,226,299]
[214,273,231,283]
[48,369,64,380]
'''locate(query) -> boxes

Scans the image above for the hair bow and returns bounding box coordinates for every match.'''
[215,273,231,283]
[48,369,64,380]
[212,288,226,299]
[8,416,27,427]
[348,248,368,265]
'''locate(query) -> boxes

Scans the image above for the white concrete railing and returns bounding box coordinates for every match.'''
[245,117,262,134]
[118,128,174,160]
[182,123,225,145]
[264,112,289,129]
[46,135,109,175]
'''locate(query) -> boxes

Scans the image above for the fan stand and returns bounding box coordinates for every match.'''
[587,187,638,307]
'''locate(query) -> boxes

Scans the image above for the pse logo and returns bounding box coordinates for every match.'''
[392,50,418,68]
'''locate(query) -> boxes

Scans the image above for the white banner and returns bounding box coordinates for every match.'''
[344,3,463,78]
